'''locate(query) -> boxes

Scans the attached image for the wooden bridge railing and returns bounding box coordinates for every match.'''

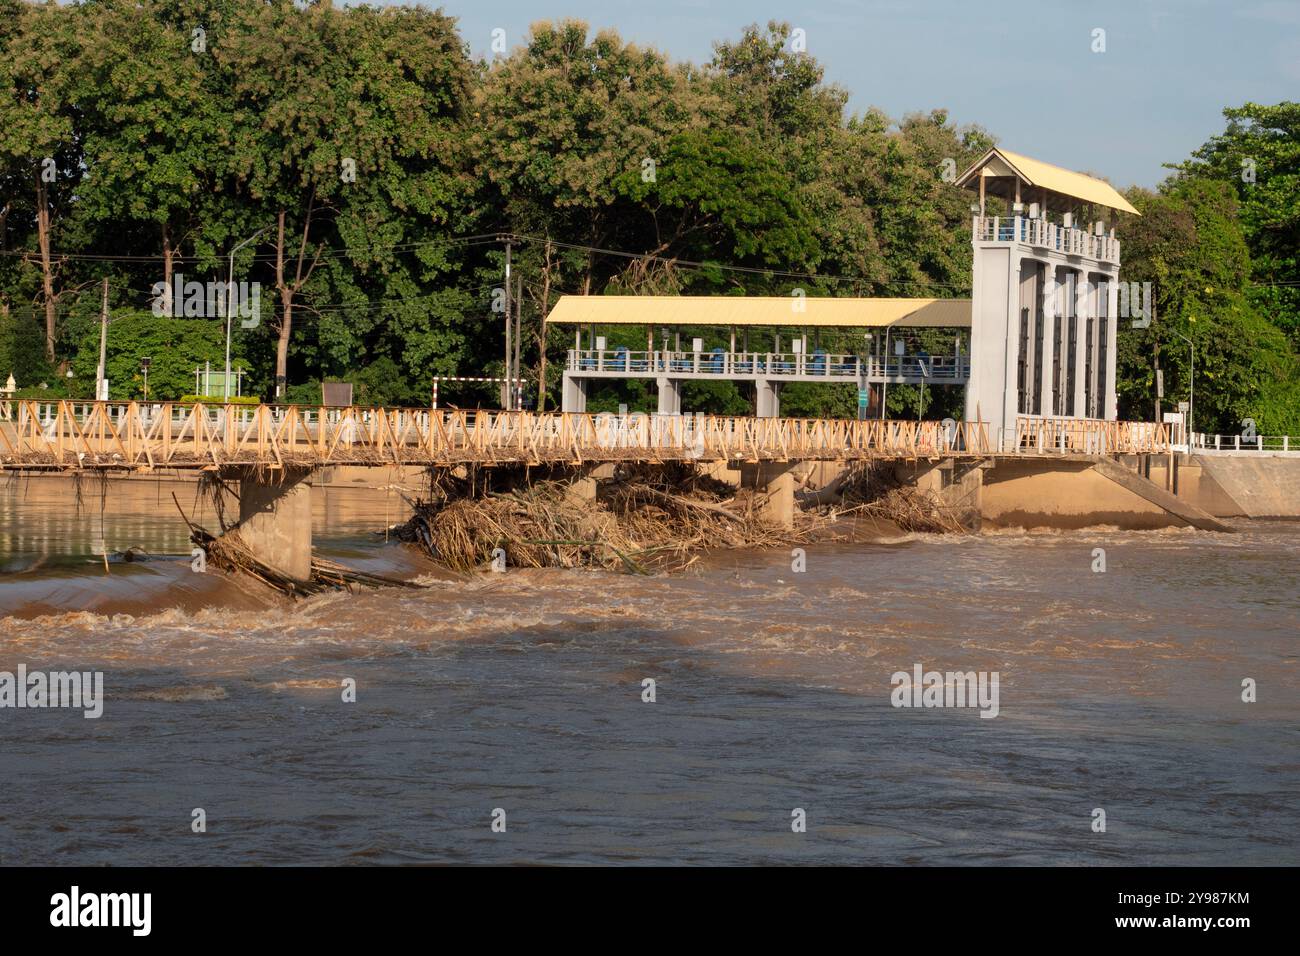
[1014,416,1171,455]
[0,400,999,469]
[0,401,1170,469]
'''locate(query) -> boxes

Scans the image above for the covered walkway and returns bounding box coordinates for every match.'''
[547,296,971,416]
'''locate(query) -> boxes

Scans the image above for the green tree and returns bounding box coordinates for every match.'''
[1118,180,1300,434]
[70,310,247,401]
[1176,102,1300,348]
[0,0,86,363]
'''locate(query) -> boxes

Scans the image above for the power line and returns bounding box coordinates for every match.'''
[506,233,974,294]
[1,231,975,295]
[0,236,501,267]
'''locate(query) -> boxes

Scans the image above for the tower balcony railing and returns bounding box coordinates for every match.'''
[974,215,1120,265]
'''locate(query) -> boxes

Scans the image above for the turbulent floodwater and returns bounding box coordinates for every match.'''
[0,475,1296,865]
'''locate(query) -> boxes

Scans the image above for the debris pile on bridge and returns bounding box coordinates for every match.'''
[394,464,797,574]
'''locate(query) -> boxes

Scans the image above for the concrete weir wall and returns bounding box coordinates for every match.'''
[979,457,1229,531]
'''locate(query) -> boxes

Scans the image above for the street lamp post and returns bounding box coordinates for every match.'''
[1175,331,1194,451]
[225,228,267,402]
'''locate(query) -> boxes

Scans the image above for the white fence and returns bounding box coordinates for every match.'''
[1190,433,1300,455]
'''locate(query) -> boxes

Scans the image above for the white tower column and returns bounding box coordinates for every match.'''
[1000,250,1022,440]
[1073,270,1089,418]
[1105,278,1120,419]
[1038,268,1057,417]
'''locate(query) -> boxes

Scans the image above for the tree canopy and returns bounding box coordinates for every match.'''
[0,2,1294,431]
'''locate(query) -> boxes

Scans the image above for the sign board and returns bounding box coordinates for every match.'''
[1177,401,1190,413]
[322,381,354,406]
[196,368,240,398]
[1163,412,1184,424]
[857,389,870,408]
[1156,369,1164,398]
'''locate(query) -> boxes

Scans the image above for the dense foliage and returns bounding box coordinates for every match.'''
[1,1,1295,431]
[1117,102,1300,434]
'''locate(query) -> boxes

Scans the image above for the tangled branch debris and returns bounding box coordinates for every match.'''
[817,461,971,534]
[174,492,423,599]
[393,464,804,573]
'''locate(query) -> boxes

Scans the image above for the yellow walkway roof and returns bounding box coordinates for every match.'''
[957,147,1140,215]
[544,296,971,328]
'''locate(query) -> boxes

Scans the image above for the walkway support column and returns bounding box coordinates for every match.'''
[228,465,314,581]
[561,373,588,413]
[656,377,681,416]
[756,378,780,418]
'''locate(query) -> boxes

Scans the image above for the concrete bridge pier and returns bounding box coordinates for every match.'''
[566,462,617,504]
[740,460,797,530]
[224,466,314,581]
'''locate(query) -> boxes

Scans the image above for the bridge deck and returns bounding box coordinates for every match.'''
[0,401,1171,471]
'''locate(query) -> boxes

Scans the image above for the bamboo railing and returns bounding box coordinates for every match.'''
[0,401,1002,469]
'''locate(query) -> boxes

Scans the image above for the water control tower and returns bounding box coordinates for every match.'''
[955,148,1139,448]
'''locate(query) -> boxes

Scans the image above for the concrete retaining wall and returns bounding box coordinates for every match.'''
[1189,456,1300,518]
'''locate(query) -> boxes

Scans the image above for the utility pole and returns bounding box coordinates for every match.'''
[537,238,553,413]
[1152,298,1161,422]
[1175,329,1195,451]
[96,277,108,401]
[226,227,266,402]
[514,272,523,410]
[503,239,512,410]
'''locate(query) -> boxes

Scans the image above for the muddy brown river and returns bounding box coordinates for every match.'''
[1,474,1296,865]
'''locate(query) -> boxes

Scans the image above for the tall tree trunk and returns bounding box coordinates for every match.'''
[35,176,56,363]
[162,223,174,292]
[276,293,293,397]
[273,209,291,397]
[272,195,321,398]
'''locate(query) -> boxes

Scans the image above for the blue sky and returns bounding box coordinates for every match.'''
[384,0,1299,189]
